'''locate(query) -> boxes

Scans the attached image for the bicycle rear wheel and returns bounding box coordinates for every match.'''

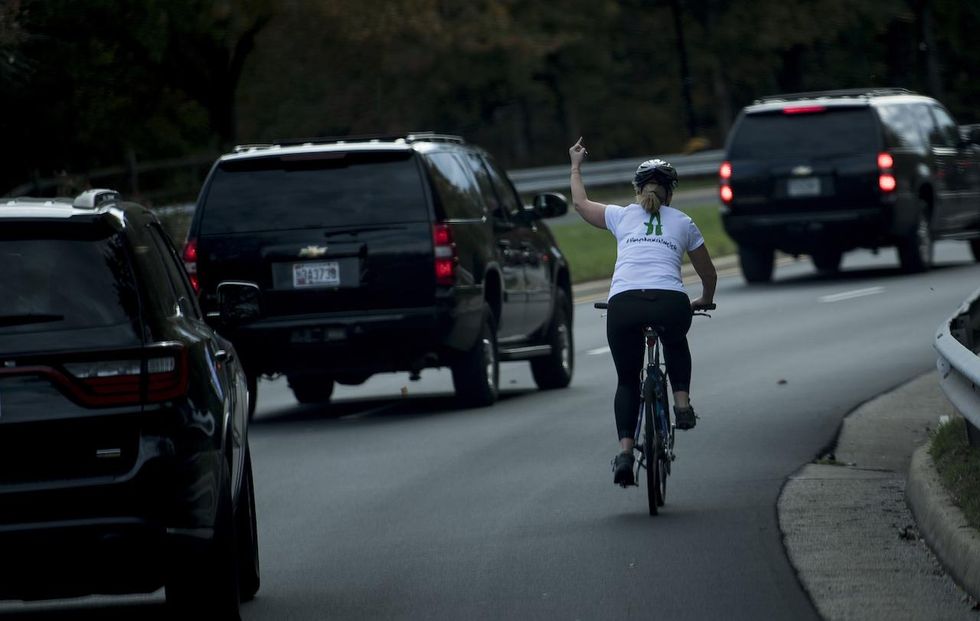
[643,377,665,515]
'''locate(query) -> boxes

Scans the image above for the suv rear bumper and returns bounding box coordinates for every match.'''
[227,305,479,376]
[0,439,226,599]
[722,206,902,254]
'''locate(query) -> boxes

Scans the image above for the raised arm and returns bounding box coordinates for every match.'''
[569,138,608,229]
[688,244,717,309]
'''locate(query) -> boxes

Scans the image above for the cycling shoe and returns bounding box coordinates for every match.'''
[612,452,635,487]
[674,405,697,430]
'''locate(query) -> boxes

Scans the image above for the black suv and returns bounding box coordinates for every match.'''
[719,88,980,282]
[0,190,258,616]
[184,133,573,409]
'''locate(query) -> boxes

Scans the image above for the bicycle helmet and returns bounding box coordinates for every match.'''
[632,159,678,193]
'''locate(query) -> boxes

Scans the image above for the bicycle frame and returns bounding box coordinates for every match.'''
[634,327,670,447]
[635,326,673,515]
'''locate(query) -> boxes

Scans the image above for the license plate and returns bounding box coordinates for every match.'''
[292,262,340,288]
[787,177,821,197]
[291,327,346,343]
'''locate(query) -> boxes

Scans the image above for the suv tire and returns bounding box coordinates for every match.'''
[739,245,775,283]
[245,370,258,421]
[452,303,499,407]
[531,290,574,390]
[897,203,933,273]
[811,249,843,273]
[236,449,260,602]
[165,460,240,618]
[288,374,336,405]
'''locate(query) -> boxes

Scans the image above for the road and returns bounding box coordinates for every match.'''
[2,241,977,620]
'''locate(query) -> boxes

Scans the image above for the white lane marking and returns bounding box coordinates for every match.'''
[588,346,611,355]
[818,286,885,303]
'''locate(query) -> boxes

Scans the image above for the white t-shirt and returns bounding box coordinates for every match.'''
[604,203,705,299]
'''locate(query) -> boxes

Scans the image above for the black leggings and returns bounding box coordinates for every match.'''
[606,290,693,440]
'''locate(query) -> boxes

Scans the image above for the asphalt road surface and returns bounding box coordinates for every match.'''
[2,241,978,620]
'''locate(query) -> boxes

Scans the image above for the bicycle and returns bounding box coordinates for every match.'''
[595,301,715,515]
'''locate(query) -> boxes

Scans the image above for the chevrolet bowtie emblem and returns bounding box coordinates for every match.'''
[298,245,328,258]
[791,165,813,176]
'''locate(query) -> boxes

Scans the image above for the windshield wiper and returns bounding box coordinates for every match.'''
[0,313,65,327]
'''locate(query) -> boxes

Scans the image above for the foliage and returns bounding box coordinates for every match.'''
[3,0,979,196]
[929,417,980,532]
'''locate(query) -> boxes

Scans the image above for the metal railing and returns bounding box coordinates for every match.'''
[509,149,724,194]
[5,149,724,204]
[935,286,980,446]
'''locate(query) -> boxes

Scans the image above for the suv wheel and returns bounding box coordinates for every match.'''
[166,460,240,618]
[897,205,933,273]
[236,448,260,602]
[288,374,336,404]
[970,238,980,262]
[531,289,573,390]
[452,303,499,407]
[811,249,843,274]
[245,370,258,421]
[739,245,775,283]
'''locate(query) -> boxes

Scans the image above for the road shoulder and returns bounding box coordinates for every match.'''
[778,372,979,619]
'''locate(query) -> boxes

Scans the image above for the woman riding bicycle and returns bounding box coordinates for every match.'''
[568,138,717,487]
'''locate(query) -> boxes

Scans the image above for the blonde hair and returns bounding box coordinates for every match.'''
[637,183,665,214]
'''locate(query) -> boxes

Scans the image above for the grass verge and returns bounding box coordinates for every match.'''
[550,200,737,284]
[929,417,980,531]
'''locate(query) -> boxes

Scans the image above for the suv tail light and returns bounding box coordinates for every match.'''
[877,152,896,193]
[719,160,733,205]
[0,344,190,408]
[432,224,457,286]
[182,238,200,292]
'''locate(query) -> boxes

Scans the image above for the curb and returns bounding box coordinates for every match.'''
[906,443,980,602]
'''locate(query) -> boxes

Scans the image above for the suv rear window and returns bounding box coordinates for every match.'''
[199,151,429,234]
[729,108,879,159]
[0,231,139,335]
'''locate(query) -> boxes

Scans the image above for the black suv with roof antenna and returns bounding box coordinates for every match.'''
[0,190,258,616]
[718,87,980,282]
[184,132,574,411]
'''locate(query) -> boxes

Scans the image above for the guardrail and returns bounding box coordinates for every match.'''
[6,148,725,210]
[935,286,980,446]
[509,149,724,194]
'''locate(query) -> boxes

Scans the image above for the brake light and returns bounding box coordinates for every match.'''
[63,345,188,406]
[719,161,732,180]
[783,105,826,115]
[877,152,896,192]
[720,185,734,204]
[182,238,200,293]
[432,224,457,286]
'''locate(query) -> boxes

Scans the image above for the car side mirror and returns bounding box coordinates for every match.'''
[217,281,261,325]
[531,192,569,219]
[959,126,980,148]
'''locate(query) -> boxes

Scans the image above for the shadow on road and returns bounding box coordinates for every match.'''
[746,259,971,289]
[0,601,167,620]
[251,388,537,428]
